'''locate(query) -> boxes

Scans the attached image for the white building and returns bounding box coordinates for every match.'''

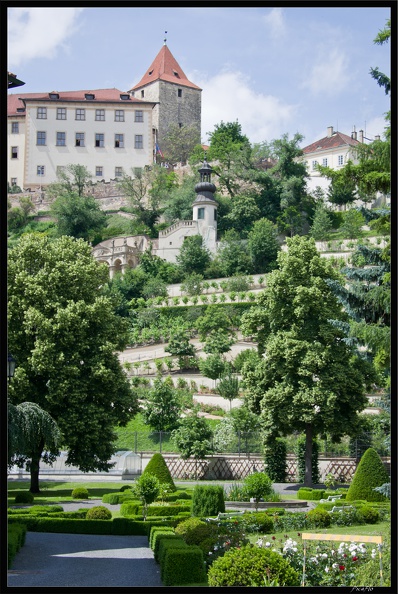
[92,157,218,276]
[7,88,156,189]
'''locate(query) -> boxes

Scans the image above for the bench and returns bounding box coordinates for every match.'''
[207,511,245,522]
[319,494,342,503]
[330,505,354,513]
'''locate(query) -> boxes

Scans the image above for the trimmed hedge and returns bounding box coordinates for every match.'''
[192,485,225,517]
[120,503,191,518]
[158,538,187,567]
[143,453,176,492]
[346,448,390,502]
[102,493,138,504]
[154,533,183,562]
[14,491,34,504]
[120,502,141,517]
[297,488,325,500]
[71,487,89,499]
[149,526,174,549]
[8,523,27,568]
[161,545,206,586]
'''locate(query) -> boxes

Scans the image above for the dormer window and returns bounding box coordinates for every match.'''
[49,92,59,100]
[85,93,95,100]
[120,94,130,100]
[148,70,153,75]
[173,70,180,78]
[16,107,25,112]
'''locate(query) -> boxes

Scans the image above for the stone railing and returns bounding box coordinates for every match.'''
[159,220,196,238]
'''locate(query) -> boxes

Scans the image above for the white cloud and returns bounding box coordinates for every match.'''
[192,70,297,144]
[300,48,350,96]
[8,7,84,69]
[263,8,286,39]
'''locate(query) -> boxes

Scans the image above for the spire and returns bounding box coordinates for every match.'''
[193,155,217,204]
[164,31,167,45]
[129,44,201,91]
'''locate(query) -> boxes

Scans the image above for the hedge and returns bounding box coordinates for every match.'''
[102,493,138,504]
[8,523,27,569]
[161,545,206,586]
[149,526,174,549]
[154,533,184,562]
[120,503,191,518]
[297,488,326,500]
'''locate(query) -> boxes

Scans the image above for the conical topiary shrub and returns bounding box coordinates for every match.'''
[142,453,176,492]
[346,447,390,502]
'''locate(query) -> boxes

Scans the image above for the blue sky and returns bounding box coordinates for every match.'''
[7,5,391,147]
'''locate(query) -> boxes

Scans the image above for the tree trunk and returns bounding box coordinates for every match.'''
[304,423,313,487]
[29,452,42,494]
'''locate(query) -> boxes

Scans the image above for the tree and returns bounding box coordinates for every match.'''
[203,330,235,356]
[223,194,260,237]
[47,164,93,198]
[142,453,176,491]
[117,167,162,235]
[247,218,280,273]
[180,272,203,296]
[370,19,391,95]
[346,447,390,502]
[309,204,333,241]
[242,472,273,511]
[241,236,367,486]
[165,328,196,370]
[8,233,138,492]
[163,173,198,223]
[176,235,211,276]
[141,378,181,432]
[198,354,227,387]
[134,473,160,519]
[216,373,240,410]
[196,305,233,340]
[162,123,201,164]
[172,409,213,479]
[216,229,253,277]
[8,401,61,471]
[51,192,106,241]
[339,208,366,239]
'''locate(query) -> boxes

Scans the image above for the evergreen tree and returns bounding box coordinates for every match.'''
[309,204,333,241]
[141,378,181,432]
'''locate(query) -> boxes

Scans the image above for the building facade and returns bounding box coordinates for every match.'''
[7,89,155,190]
[129,42,202,153]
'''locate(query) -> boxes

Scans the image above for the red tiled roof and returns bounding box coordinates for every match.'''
[130,44,201,91]
[8,88,152,116]
[302,131,359,155]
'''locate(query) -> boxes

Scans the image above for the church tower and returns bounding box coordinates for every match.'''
[129,38,202,157]
[192,156,218,254]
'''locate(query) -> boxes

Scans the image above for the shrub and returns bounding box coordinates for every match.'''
[71,487,89,500]
[191,485,225,517]
[146,505,191,517]
[161,546,206,586]
[8,523,27,568]
[86,506,112,520]
[119,485,133,492]
[207,545,300,587]
[358,505,380,524]
[102,492,137,504]
[174,517,214,545]
[242,512,274,533]
[307,508,331,528]
[120,501,141,517]
[297,488,325,501]
[154,533,183,562]
[143,453,176,491]
[158,538,187,566]
[241,472,273,510]
[149,526,175,549]
[14,491,34,504]
[264,438,287,482]
[101,493,120,505]
[346,448,390,502]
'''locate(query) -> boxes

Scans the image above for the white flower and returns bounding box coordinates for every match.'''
[265,542,271,547]
[371,549,377,559]
[332,563,339,569]
[325,567,329,573]
[321,553,328,558]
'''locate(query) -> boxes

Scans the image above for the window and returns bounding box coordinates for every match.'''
[37,107,47,119]
[95,109,105,121]
[115,167,123,177]
[11,146,18,159]
[178,122,183,128]
[141,90,144,98]
[178,89,182,98]
[214,208,217,221]
[120,94,130,100]
[115,134,124,148]
[322,158,328,167]
[11,178,17,186]
[37,165,45,176]
[11,122,19,133]
[56,132,66,146]
[134,135,143,149]
[95,133,105,147]
[96,166,103,177]
[338,154,344,166]
[115,110,124,122]
[75,108,85,120]
[49,93,59,100]
[85,93,95,100]
[198,207,205,220]
[135,110,143,122]
[75,133,85,147]
[312,160,318,171]
[56,107,67,120]
[37,131,46,145]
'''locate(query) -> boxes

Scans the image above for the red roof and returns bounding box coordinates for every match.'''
[8,88,152,116]
[302,131,359,155]
[130,44,201,91]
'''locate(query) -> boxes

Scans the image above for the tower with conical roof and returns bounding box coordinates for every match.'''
[129,38,201,157]
[192,156,218,253]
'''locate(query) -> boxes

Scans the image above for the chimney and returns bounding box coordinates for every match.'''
[351,126,357,140]
[327,126,333,137]
[359,130,364,143]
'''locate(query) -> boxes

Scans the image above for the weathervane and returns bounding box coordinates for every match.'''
[164,31,167,45]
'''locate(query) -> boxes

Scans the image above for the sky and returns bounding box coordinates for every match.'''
[7,4,391,148]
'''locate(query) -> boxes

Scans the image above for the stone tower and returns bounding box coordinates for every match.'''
[192,157,218,254]
[129,40,202,155]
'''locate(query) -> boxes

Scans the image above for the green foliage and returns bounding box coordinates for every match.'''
[309,204,333,240]
[161,545,206,586]
[8,523,27,568]
[307,508,332,528]
[264,438,287,482]
[198,353,226,381]
[191,485,225,517]
[120,502,141,517]
[143,453,176,491]
[207,544,300,587]
[86,506,112,520]
[339,208,366,239]
[346,447,390,502]
[297,488,325,501]
[358,505,380,524]
[241,472,273,510]
[149,525,174,549]
[155,533,185,562]
[141,379,181,432]
[71,487,89,500]
[135,473,161,518]
[175,517,214,544]
[242,511,274,533]
[51,192,106,241]
[176,235,211,275]
[14,491,34,504]
[247,218,281,273]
